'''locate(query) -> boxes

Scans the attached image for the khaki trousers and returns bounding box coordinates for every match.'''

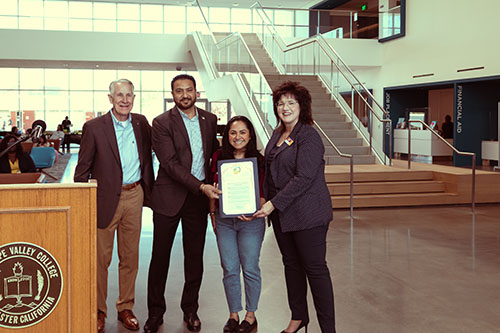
[97,184,144,315]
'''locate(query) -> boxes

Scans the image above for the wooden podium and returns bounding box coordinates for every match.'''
[0,182,97,332]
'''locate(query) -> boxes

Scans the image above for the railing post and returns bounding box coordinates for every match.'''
[471,154,476,213]
[350,156,354,219]
[407,125,411,169]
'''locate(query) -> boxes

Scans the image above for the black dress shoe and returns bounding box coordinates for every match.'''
[239,318,257,333]
[143,316,163,333]
[183,312,201,332]
[224,318,239,333]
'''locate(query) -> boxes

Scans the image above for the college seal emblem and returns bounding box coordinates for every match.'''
[0,242,63,329]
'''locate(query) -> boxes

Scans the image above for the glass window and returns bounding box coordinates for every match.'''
[19,17,43,29]
[69,1,92,19]
[141,21,162,34]
[0,17,18,29]
[208,7,229,24]
[19,0,43,17]
[45,110,65,131]
[69,18,92,31]
[20,69,44,90]
[20,91,44,110]
[0,69,19,89]
[45,69,68,90]
[141,92,163,122]
[94,91,111,113]
[69,69,93,90]
[45,18,68,30]
[93,2,116,20]
[117,3,139,20]
[94,70,117,92]
[118,20,140,33]
[70,91,93,111]
[44,1,68,18]
[45,90,69,111]
[94,19,116,32]
[164,5,185,22]
[231,8,251,24]
[164,22,185,34]
[141,4,162,21]
[141,71,163,91]
[0,91,19,111]
[0,0,18,16]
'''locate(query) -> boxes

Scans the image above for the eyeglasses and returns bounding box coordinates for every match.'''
[276,100,298,109]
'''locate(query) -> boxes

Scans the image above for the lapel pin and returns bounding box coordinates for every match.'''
[285,137,294,146]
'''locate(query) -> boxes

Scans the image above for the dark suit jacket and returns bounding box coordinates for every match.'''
[0,152,36,173]
[74,111,154,229]
[150,107,219,217]
[264,122,333,232]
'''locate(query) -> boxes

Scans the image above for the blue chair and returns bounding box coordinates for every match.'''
[30,147,56,169]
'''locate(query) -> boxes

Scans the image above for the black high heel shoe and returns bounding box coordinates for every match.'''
[280,320,309,333]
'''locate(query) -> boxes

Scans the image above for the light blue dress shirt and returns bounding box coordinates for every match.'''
[179,107,205,181]
[110,110,141,185]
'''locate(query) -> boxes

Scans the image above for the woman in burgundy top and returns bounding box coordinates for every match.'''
[209,116,265,333]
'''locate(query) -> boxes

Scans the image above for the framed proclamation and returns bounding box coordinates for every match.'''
[217,157,260,218]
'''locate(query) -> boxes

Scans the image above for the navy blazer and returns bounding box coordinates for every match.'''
[264,122,333,232]
[74,111,154,229]
[150,107,219,217]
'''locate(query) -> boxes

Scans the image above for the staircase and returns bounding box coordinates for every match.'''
[241,33,376,165]
[326,168,456,208]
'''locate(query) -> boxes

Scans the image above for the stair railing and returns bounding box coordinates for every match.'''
[407,120,476,213]
[251,2,393,166]
[195,0,354,214]
[315,121,354,218]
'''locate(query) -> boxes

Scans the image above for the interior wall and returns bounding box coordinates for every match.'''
[0,30,192,69]
[374,0,500,103]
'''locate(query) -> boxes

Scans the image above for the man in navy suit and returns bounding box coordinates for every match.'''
[74,79,154,333]
[144,74,220,333]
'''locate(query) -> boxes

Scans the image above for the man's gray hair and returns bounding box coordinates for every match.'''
[109,79,135,95]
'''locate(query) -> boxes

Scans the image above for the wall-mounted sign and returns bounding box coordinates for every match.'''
[0,242,63,329]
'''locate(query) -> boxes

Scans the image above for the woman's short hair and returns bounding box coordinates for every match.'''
[0,135,23,156]
[272,81,313,126]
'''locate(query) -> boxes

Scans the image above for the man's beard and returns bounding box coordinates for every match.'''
[175,97,196,110]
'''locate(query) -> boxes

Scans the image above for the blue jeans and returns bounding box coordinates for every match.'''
[215,214,265,313]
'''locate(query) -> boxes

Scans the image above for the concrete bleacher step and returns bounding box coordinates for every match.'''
[325,170,434,182]
[326,155,376,165]
[325,145,370,155]
[332,192,459,208]
[322,137,363,146]
[328,180,446,195]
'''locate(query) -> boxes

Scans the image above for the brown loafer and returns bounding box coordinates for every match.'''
[118,309,139,331]
[97,311,106,333]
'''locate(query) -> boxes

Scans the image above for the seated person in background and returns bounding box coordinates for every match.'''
[11,126,20,137]
[0,135,36,173]
[34,134,51,147]
[441,115,454,139]
[50,124,65,143]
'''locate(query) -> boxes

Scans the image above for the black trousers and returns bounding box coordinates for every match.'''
[271,212,336,333]
[147,192,208,316]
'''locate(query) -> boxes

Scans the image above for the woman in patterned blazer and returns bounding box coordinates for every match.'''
[254,81,336,333]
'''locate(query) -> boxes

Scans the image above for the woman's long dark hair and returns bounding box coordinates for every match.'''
[0,135,23,157]
[219,116,263,165]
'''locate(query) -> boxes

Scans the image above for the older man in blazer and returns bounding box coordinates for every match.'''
[74,79,153,333]
[144,74,220,333]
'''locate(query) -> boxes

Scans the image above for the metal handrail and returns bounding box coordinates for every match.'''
[407,120,476,213]
[251,2,392,166]
[194,0,273,139]
[314,121,354,218]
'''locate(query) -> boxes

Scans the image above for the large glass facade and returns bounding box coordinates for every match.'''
[0,68,206,132]
[0,0,312,37]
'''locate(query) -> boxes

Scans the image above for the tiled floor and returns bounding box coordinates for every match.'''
[63,152,500,333]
